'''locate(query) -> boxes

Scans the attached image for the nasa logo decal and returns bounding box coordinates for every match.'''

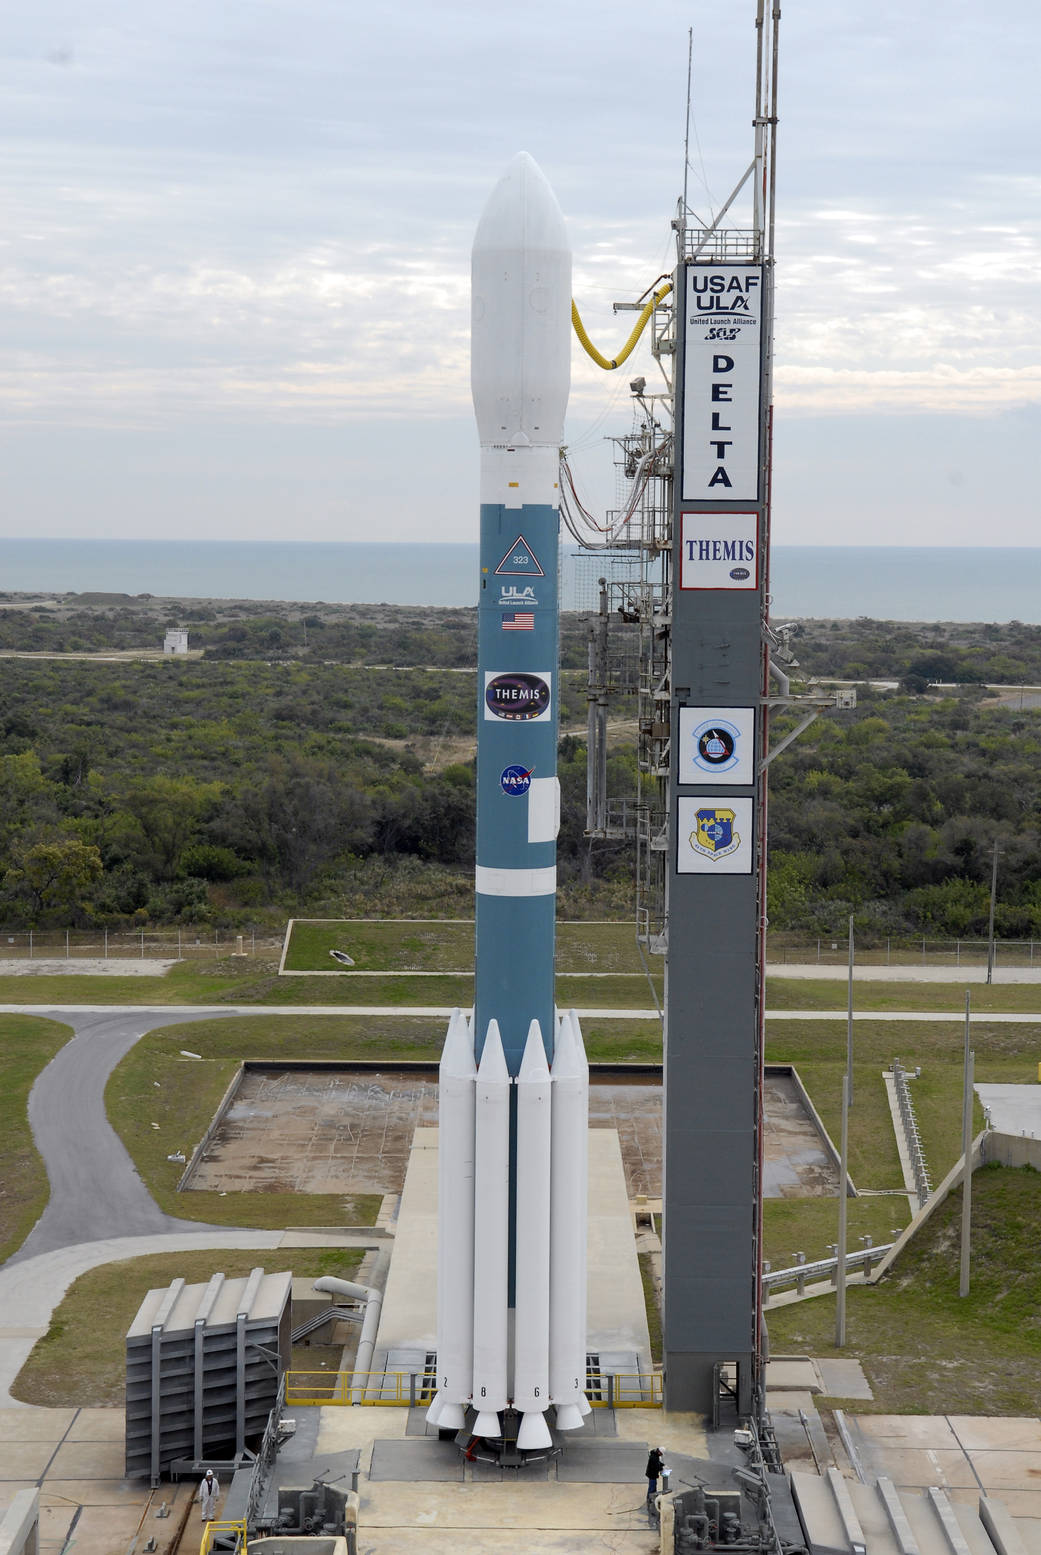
[484,671,552,721]
[500,764,534,796]
[693,719,740,774]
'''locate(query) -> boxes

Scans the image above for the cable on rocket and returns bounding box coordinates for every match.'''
[570,280,673,370]
[559,434,672,548]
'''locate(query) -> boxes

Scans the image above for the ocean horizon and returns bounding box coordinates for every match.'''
[1,538,1040,624]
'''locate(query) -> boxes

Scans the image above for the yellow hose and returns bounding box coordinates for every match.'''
[571,282,673,370]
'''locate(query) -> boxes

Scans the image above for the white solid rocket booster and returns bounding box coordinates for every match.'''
[428,1009,475,1432]
[470,1020,511,1436]
[549,1009,591,1431]
[427,1009,590,1440]
[513,1020,553,1449]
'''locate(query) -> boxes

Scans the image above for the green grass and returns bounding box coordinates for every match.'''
[283,919,474,972]
[262,971,481,1005]
[639,1252,662,1364]
[283,918,649,975]
[30,997,1041,1420]
[582,1018,663,1061]
[759,1016,1041,1265]
[0,956,661,1012]
[766,977,1041,1014]
[13,1246,363,1407]
[0,1015,74,1263]
[255,971,663,1008]
[766,1165,1041,1414]
[768,1019,1040,1186]
[762,1197,911,1270]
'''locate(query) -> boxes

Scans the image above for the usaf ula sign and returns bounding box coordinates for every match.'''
[681,264,763,502]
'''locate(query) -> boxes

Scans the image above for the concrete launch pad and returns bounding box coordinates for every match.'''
[183,1065,835,1202]
[839,1415,1041,1514]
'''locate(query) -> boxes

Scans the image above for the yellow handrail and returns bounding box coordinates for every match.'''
[571,283,673,370]
[285,1369,662,1408]
[285,1369,432,1407]
[200,1519,247,1555]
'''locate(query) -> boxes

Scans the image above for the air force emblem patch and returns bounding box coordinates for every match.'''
[692,806,741,860]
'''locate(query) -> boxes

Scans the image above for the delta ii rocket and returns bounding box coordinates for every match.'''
[425,154,590,1451]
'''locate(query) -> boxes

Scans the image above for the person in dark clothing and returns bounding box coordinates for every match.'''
[645,1446,665,1502]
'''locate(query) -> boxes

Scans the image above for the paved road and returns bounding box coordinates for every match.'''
[0,1229,282,1408]
[0,1005,392,1408]
[0,1003,664,1018]
[4,1001,1039,1024]
[769,1010,1041,1022]
[11,1008,242,1264]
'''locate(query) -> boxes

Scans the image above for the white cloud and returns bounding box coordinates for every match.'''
[772,182,1041,414]
[0,0,1039,541]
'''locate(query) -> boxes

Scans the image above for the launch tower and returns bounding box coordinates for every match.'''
[568,2,836,1420]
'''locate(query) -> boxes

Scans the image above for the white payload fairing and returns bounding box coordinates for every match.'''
[426,153,588,1449]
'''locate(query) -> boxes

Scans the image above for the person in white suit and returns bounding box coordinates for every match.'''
[197,1470,220,1523]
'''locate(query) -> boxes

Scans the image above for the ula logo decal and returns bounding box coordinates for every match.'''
[500,764,533,796]
[499,584,538,606]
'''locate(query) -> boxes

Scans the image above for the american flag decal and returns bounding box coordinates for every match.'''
[501,612,535,631]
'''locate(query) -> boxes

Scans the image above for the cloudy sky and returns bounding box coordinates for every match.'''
[1,0,1038,549]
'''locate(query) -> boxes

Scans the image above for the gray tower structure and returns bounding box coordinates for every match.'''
[661,3,781,1418]
[662,248,772,1418]
[571,3,794,1421]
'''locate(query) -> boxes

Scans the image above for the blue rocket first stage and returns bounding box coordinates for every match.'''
[425,154,590,1451]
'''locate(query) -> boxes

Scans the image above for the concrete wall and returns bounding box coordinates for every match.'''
[0,1490,39,1555]
[778,1064,857,1195]
[981,1132,1041,1171]
[177,1063,245,1190]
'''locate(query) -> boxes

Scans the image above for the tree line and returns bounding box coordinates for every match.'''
[5,596,1041,682]
[0,657,621,926]
[1,616,1041,935]
[767,687,1041,939]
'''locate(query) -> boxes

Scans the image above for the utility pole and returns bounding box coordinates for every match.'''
[846,913,854,1107]
[986,840,999,985]
[835,1071,849,1346]
[959,992,974,1297]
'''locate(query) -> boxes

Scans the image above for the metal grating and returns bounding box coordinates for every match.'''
[124,1268,291,1484]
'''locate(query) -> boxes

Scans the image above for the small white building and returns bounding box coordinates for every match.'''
[163,629,189,656]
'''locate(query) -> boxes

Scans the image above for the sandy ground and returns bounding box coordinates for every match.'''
[0,958,178,976]
[184,1068,830,1202]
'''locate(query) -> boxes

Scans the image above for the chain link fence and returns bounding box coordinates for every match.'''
[0,927,284,961]
[0,925,1038,969]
